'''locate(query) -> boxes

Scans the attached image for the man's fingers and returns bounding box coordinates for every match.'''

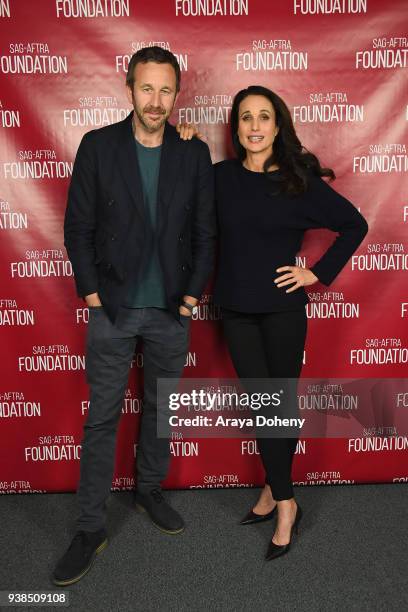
[179,306,192,316]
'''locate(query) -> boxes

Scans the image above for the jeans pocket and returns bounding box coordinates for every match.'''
[179,313,192,326]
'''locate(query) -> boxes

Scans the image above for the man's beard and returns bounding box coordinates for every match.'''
[134,103,169,133]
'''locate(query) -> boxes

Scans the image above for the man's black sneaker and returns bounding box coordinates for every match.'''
[135,488,185,534]
[52,529,108,586]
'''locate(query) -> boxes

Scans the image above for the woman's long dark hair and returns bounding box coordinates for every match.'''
[231,85,335,194]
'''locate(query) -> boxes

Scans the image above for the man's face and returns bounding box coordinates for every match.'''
[127,61,178,133]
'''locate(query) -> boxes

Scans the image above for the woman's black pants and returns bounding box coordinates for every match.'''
[221,308,307,501]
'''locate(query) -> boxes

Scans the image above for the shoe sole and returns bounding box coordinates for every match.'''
[135,503,185,535]
[239,513,276,525]
[52,539,108,586]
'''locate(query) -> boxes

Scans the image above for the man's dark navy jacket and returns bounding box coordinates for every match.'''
[64,112,216,323]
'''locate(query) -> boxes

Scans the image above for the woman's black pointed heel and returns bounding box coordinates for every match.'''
[265,503,302,560]
[239,504,277,525]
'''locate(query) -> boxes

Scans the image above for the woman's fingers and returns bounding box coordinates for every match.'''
[276,277,298,288]
[181,124,192,139]
[176,122,191,139]
[274,272,294,284]
[180,123,200,140]
[275,265,303,291]
[285,282,301,293]
[274,265,318,292]
[175,123,203,141]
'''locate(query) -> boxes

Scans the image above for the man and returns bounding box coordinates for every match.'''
[53,46,215,586]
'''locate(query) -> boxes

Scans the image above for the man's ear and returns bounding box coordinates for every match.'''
[126,84,133,105]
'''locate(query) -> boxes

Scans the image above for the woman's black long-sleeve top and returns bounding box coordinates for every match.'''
[213,159,368,313]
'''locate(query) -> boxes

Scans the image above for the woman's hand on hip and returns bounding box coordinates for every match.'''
[274,266,318,293]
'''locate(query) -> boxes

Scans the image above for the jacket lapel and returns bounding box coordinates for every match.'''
[116,114,182,230]
[116,112,146,222]
[157,122,182,234]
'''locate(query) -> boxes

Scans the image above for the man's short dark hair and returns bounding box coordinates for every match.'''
[126,46,181,93]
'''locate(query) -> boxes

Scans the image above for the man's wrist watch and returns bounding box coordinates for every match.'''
[181,300,197,315]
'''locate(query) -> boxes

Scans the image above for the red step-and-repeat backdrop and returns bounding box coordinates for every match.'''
[0,0,407,495]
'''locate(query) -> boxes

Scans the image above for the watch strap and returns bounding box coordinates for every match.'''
[181,300,194,313]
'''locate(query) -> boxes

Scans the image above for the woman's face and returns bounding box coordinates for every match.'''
[237,94,279,156]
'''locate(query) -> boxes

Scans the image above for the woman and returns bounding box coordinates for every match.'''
[179,85,368,560]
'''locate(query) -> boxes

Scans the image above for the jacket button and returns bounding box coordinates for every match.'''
[108,199,114,206]
[178,235,183,242]
[111,234,117,241]
[182,264,186,271]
